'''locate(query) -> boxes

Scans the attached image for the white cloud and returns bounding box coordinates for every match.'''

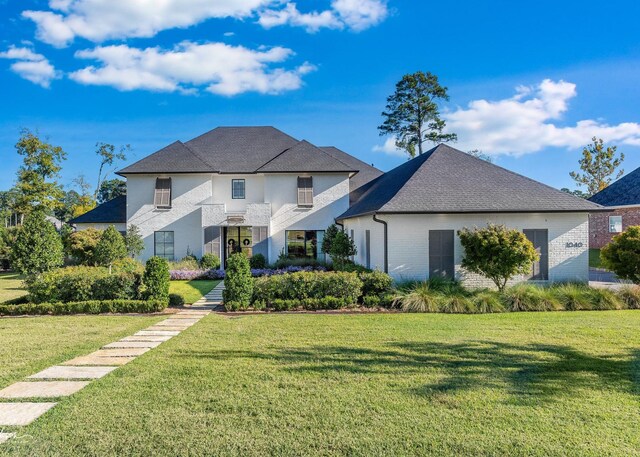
[0,45,59,87]
[23,0,388,47]
[258,0,387,32]
[375,79,640,157]
[69,41,316,96]
[23,0,271,47]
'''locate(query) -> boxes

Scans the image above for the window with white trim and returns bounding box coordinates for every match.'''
[297,176,313,207]
[609,215,622,233]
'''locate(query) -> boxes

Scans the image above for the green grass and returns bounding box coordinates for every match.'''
[3,312,640,456]
[0,272,27,303]
[169,279,220,304]
[0,314,164,390]
[590,248,603,269]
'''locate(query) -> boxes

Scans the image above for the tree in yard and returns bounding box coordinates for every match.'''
[125,224,145,258]
[69,175,96,218]
[97,178,127,204]
[458,224,538,292]
[378,71,457,158]
[13,129,67,218]
[94,143,129,200]
[94,225,127,273]
[68,228,103,265]
[328,230,357,267]
[10,211,63,277]
[569,137,624,196]
[601,226,640,283]
[321,224,340,257]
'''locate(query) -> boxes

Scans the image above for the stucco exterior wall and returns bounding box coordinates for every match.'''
[344,212,589,287]
[589,207,639,249]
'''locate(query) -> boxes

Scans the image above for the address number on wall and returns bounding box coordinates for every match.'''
[565,242,584,248]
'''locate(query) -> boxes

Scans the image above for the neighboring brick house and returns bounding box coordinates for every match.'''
[71,127,606,286]
[588,167,640,248]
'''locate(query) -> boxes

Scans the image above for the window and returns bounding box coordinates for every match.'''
[285,230,325,261]
[232,179,245,199]
[524,229,549,280]
[154,231,174,260]
[297,176,313,207]
[154,178,171,209]
[609,215,622,233]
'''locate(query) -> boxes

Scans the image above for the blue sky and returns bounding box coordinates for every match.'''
[1,0,640,194]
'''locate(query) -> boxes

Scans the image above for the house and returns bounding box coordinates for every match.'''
[72,126,604,286]
[70,195,127,233]
[588,167,640,248]
[336,144,604,286]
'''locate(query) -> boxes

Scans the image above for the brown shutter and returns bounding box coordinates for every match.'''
[297,176,313,207]
[252,226,269,258]
[154,178,172,208]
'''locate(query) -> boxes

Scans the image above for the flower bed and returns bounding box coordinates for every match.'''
[169,265,327,281]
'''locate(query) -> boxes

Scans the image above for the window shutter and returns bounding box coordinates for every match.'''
[154,178,171,208]
[204,226,221,256]
[297,176,313,207]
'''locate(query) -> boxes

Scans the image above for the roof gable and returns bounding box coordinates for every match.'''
[69,195,126,224]
[340,144,604,219]
[589,167,640,206]
[257,140,357,173]
[118,141,211,174]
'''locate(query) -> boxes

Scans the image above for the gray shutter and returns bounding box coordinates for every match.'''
[365,230,371,269]
[524,229,549,280]
[429,230,455,280]
[204,226,221,257]
[252,226,269,258]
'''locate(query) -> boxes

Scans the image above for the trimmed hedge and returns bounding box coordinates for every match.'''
[252,271,363,307]
[0,299,167,316]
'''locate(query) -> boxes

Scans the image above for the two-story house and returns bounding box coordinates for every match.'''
[71,126,605,285]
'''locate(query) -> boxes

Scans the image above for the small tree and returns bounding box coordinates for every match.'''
[458,224,538,292]
[143,256,170,301]
[570,137,624,196]
[94,225,127,273]
[223,253,253,310]
[601,226,640,283]
[329,230,357,267]
[10,211,63,277]
[68,228,103,265]
[125,224,145,258]
[322,224,340,256]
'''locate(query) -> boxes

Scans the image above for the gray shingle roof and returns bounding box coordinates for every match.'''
[320,146,383,203]
[588,167,640,206]
[69,196,126,224]
[117,126,357,175]
[338,144,605,219]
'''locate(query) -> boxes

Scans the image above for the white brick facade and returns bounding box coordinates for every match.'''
[343,212,590,287]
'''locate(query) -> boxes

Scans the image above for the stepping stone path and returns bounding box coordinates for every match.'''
[0,288,219,444]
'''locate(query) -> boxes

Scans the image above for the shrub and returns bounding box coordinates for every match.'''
[223,253,253,308]
[271,257,327,269]
[11,211,63,276]
[589,288,623,310]
[458,224,538,292]
[359,271,393,298]
[252,271,362,307]
[224,301,243,312]
[393,281,442,313]
[68,228,102,265]
[249,253,267,269]
[143,257,170,302]
[333,261,370,273]
[440,294,475,313]
[125,224,145,258]
[200,253,221,270]
[111,257,144,275]
[170,258,200,271]
[321,224,339,257]
[169,293,185,307]
[617,285,640,309]
[551,283,593,311]
[328,230,357,268]
[362,295,381,308]
[471,291,505,313]
[0,299,167,316]
[502,284,560,312]
[94,225,128,272]
[601,226,640,283]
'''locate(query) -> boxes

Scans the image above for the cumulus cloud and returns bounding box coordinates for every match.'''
[375,79,640,157]
[0,45,59,87]
[258,0,387,32]
[23,0,388,47]
[69,41,316,96]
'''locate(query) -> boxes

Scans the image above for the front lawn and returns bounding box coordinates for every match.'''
[0,314,164,389]
[3,312,640,456]
[169,279,220,304]
[0,272,26,303]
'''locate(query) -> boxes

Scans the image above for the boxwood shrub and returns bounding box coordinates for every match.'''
[0,299,167,316]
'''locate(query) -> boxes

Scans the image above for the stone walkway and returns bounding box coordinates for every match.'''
[0,306,212,444]
[190,281,225,310]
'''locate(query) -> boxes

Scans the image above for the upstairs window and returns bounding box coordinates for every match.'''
[297,176,313,207]
[154,178,172,209]
[232,179,245,199]
[609,215,622,233]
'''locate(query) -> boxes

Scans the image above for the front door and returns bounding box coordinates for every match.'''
[224,226,253,267]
